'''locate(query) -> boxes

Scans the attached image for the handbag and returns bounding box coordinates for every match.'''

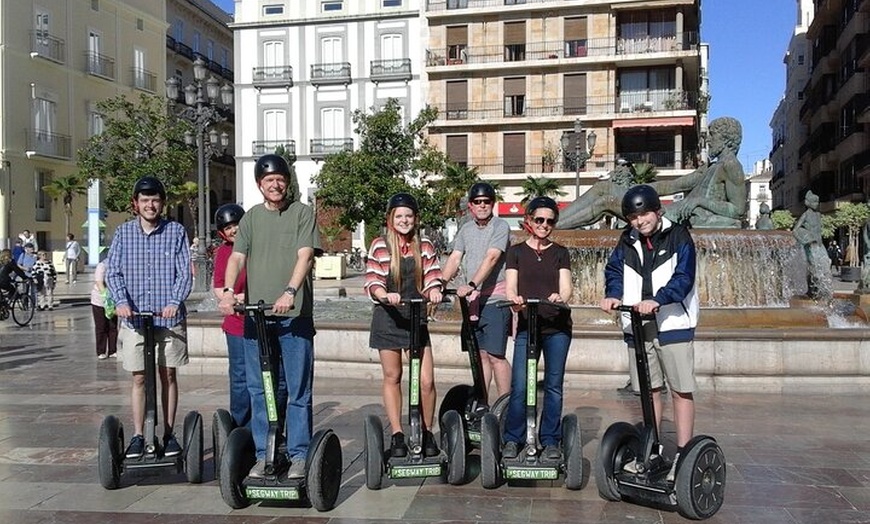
[101,288,116,319]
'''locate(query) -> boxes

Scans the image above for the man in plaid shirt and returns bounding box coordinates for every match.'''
[107,176,193,460]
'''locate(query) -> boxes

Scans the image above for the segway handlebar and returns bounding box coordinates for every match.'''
[495,298,571,311]
[232,301,294,314]
[613,304,656,320]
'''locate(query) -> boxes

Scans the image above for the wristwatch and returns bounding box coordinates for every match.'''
[468,281,477,290]
[222,287,233,295]
[284,286,297,297]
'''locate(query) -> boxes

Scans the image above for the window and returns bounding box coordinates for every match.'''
[383,0,402,6]
[263,109,286,142]
[173,19,184,42]
[321,108,344,139]
[91,0,99,11]
[321,36,342,64]
[207,39,214,60]
[193,32,201,53]
[797,54,804,65]
[35,10,49,41]
[263,4,284,15]
[381,33,402,61]
[322,1,343,11]
[263,40,285,67]
[34,96,56,137]
[36,170,52,221]
[133,47,147,89]
[136,18,143,31]
[504,77,525,117]
[88,105,104,137]
[221,48,229,68]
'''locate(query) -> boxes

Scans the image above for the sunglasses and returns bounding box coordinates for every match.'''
[532,217,557,226]
[471,198,493,206]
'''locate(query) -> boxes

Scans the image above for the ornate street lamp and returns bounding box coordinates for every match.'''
[561,119,597,198]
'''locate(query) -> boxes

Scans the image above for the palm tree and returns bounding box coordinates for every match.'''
[630,162,658,184]
[43,174,90,236]
[518,176,567,206]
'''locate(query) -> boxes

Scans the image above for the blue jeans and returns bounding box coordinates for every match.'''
[503,330,571,447]
[245,315,314,460]
[225,333,251,428]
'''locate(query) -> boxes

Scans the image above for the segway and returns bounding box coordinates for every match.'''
[98,311,204,488]
[479,299,582,490]
[595,305,725,519]
[219,302,342,511]
[364,297,447,489]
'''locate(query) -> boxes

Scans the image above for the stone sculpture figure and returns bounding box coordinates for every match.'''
[558,117,747,229]
[793,190,833,303]
[755,203,774,230]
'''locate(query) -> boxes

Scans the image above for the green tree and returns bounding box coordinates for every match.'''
[518,176,567,206]
[770,209,796,230]
[42,174,90,236]
[273,144,301,203]
[833,202,870,267]
[77,93,194,213]
[630,162,658,184]
[167,181,199,234]
[821,213,836,240]
[427,163,484,220]
[313,99,445,244]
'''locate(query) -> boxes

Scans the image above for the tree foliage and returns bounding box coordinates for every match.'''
[42,174,90,236]
[76,94,194,213]
[630,162,658,184]
[770,209,796,230]
[518,176,567,206]
[820,213,836,240]
[833,202,870,267]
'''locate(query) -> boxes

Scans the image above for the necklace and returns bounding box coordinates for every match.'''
[529,240,548,262]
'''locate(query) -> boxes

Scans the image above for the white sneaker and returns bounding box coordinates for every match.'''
[667,452,680,482]
[248,459,267,478]
[287,458,305,479]
[97,353,108,360]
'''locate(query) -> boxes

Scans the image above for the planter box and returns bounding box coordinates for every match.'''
[315,254,346,280]
[841,266,861,282]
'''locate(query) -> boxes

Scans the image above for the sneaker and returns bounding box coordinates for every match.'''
[423,430,440,457]
[125,434,145,459]
[97,353,108,360]
[502,441,520,460]
[163,434,182,457]
[109,353,117,358]
[390,432,408,458]
[287,458,305,479]
[617,380,639,396]
[667,452,680,482]
[543,445,562,461]
[248,459,267,478]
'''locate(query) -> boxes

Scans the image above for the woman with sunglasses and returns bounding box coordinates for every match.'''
[364,192,444,459]
[501,196,574,461]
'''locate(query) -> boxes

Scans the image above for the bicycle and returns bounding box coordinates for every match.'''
[0,278,36,326]
[347,247,366,272]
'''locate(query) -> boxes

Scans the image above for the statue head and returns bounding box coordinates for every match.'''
[759,203,770,214]
[708,117,742,156]
[804,190,819,209]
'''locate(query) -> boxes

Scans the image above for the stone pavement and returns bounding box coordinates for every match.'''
[1,300,870,523]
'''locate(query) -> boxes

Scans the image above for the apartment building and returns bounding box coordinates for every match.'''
[166,0,236,231]
[424,0,707,226]
[231,0,424,217]
[0,0,165,257]
[770,0,815,215]
[799,0,869,214]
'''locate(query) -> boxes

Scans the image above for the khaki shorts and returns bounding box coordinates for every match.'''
[628,321,696,393]
[120,322,189,372]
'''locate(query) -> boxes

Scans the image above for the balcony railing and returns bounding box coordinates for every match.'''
[253,66,293,87]
[616,32,698,55]
[311,62,352,86]
[370,58,412,82]
[30,31,65,63]
[25,129,72,160]
[461,153,690,176]
[175,42,194,60]
[252,139,295,157]
[429,0,552,11]
[310,138,354,160]
[85,51,115,80]
[131,68,157,93]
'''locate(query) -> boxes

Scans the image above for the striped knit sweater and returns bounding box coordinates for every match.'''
[363,236,443,301]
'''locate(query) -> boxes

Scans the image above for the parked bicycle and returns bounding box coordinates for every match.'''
[0,278,36,326]
[347,247,367,272]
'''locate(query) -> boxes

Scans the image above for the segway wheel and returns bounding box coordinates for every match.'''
[306,429,343,512]
[363,415,384,490]
[212,409,235,482]
[220,427,255,509]
[438,384,474,430]
[97,415,124,489]
[561,414,583,490]
[676,437,726,520]
[442,410,466,485]
[183,411,203,484]
[595,421,641,501]
[479,412,502,489]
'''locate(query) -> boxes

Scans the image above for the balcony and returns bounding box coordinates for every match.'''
[30,31,65,64]
[131,68,157,93]
[310,62,352,86]
[25,129,72,160]
[253,66,293,88]
[429,0,553,11]
[370,58,411,83]
[85,51,115,80]
[310,138,354,160]
[461,153,687,177]
[252,139,295,157]
[617,150,690,169]
[616,32,699,55]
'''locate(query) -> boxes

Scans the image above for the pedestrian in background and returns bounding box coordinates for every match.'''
[65,233,81,284]
[32,250,56,310]
[91,260,118,360]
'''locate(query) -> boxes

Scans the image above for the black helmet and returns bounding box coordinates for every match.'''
[387,192,418,214]
[526,196,559,220]
[254,154,291,182]
[214,203,245,230]
[468,182,496,201]
[621,184,661,218]
[132,176,166,200]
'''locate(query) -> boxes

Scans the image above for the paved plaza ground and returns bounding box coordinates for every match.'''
[1,275,869,523]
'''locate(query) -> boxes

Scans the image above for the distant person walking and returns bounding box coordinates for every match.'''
[91,260,118,360]
[65,233,82,284]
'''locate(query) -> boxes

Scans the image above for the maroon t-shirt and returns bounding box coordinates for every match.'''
[505,241,572,335]
[213,242,247,336]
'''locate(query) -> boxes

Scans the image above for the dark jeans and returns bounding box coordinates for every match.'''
[225,333,251,428]
[91,304,118,356]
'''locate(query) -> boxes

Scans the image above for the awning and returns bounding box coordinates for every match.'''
[612,116,695,129]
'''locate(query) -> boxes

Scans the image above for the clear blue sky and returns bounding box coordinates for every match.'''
[211,0,795,172]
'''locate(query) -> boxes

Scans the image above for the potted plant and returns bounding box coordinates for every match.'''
[833,202,870,282]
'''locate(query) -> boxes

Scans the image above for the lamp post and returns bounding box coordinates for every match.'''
[165,57,232,292]
[561,119,597,198]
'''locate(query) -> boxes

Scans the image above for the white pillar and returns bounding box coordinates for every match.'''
[87,178,102,265]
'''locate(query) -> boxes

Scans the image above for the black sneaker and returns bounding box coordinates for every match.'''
[390,432,408,458]
[502,441,519,460]
[125,434,145,459]
[543,444,562,461]
[423,430,440,457]
[163,434,182,457]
